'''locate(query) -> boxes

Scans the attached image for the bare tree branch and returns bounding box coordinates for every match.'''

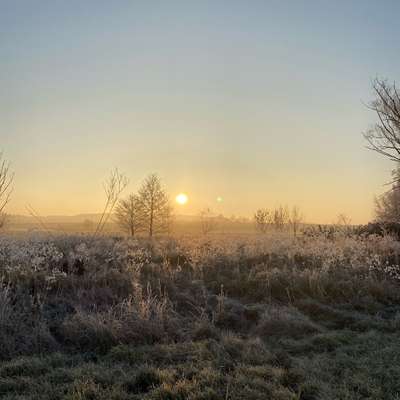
[94,168,128,237]
[136,174,172,237]
[114,194,144,237]
[25,204,57,235]
[363,78,400,164]
[0,153,14,229]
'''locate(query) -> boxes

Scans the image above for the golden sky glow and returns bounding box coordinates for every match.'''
[2,2,399,224]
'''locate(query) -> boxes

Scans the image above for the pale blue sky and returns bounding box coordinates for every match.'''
[1,1,400,222]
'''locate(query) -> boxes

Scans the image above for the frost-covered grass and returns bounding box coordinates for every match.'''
[0,232,400,399]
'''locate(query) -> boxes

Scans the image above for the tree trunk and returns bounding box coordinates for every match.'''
[149,196,154,237]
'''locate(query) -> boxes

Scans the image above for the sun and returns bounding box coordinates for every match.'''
[175,193,188,205]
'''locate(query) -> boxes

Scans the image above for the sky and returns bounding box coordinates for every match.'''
[1,0,400,223]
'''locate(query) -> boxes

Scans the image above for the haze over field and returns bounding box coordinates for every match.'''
[2,1,400,223]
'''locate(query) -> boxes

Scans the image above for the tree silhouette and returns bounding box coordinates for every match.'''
[289,206,303,237]
[0,153,14,229]
[199,207,217,235]
[94,169,128,237]
[137,174,172,237]
[375,166,400,223]
[254,209,270,233]
[364,78,400,163]
[115,194,144,237]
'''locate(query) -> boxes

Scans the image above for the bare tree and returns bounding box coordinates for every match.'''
[199,207,217,235]
[375,189,400,223]
[115,194,144,237]
[272,205,289,231]
[289,206,303,237]
[137,174,172,237]
[375,166,400,223]
[364,78,400,163]
[0,153,14,229]
[94,169,128,236]
[254,208,271,234]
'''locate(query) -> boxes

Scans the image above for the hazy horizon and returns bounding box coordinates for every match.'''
[3,1,400,223]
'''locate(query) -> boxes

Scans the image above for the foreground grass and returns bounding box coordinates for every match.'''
[1,327,399,399]
[0,233,400,399]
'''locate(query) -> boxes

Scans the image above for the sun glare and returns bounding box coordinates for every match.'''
[176,193,188,205]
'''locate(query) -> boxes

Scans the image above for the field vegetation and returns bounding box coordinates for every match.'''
[0,230,400,399]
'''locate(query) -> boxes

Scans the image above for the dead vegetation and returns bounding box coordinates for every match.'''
[0,232,400,399]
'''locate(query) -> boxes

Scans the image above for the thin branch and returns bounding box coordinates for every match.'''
[93,168,129,237]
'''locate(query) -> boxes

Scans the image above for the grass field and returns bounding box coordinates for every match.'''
[1,232,400,399]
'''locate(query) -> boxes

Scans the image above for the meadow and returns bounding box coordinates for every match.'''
[0,230,400,399]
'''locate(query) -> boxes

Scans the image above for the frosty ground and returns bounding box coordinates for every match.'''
[0,232,400,399]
